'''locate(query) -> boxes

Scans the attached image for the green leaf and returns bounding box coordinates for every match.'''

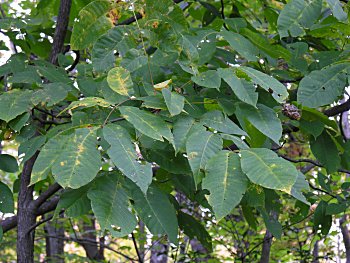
[0,90,33,122]
[218,68,258,107]
[220,30,259,61]
[35,62,72,84]
[31,135,69,185]
[52,128,101,189]
[297,63,350,108]
[326,0,348,22]
[241,29,291,60]
[178,211,212,251]
[0,182,14,213]
[88,174,137,237]
[119,106,173,143]
[173,116,205,153]
[290,172,310,205]
[19,136,46,163]
[326,202,347,215]
[92,26,137,72]
[310,130,340,173]
[162,89,185,116]
[277,0,322,38]
[239,67,288,103]
[71,0,113,50]
[313,200,332,235]
[240,148,298,192]
[200,110,247,136]
[236,103,282,143]
[126,182,178,244]
[55,185,91,218]
[107,67,134,96]
[186,130,223,185]
[61,97,111,115]
[0,154,18,173]
[260,208,282,239]
[103,124,152,193]
[203,151,248,220]
[31,83,70,107]
[191,70,221,89]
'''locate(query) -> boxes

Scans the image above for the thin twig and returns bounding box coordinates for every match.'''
[26,214,54,234]
[132,233,143,263]
[220,0,229,30]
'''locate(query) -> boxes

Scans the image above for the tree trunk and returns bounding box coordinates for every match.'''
[80,218,105,261]
[340,215,350,263]
[16,0,72,261]
[16,153,38,263]
[45,214,65,263]
[259,230,273,263]
[312,240,319,263]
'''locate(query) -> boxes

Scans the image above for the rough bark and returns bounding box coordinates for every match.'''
[259,230,273,263]
[49,0,72,65]
[44,215,65,263]
[340,216,350,263]
[16,153,39,263]
[80,218,105,261]
[312,240,319,263]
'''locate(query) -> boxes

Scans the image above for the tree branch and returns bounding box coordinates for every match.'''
[1,196,60,233]
[280,155,350,174]
[32,183,62,209]
[324,99,350,117]
[49,0,72,65]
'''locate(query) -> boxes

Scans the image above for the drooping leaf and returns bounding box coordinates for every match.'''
[178,211,212,251]
[107,67,134,96]
[200,110,247,136]
[0,182,14,213]
[55,185,91,218]
[52,128,101,189]
[103,124,152,193]
[277,0,322,38]
[241,29,291,60]
[240,148,298,193]
[326,0,348,21]
[313,200,332,235]
[290,172,310,205]
[71,0,113,50]
[18,136,46,163]
[119,106,173,143]
[126,181,178,244]
[92,26,137,72]
[221,30,259,61]
[218,68,258,107]
[310,130,340,173]
[88,174,137,237]
[31,135,69,185]
[203,151,248,220]
[0,154,18,173]
[61,97,111,115]
[186,130,223,185]
[0,90,33,122]
[297,63,350,108]
[31,83,69,107]
[173,116,205,153]
[236,103,282,143]
[239,67,288,103]
[162,88,185,116]
[191,70,221,89]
